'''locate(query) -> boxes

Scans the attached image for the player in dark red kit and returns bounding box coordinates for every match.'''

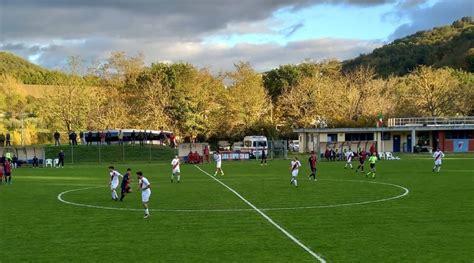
[355,149,368,173]
[308,151,318,181]
[4,159,12,184]
[120,168,132,201]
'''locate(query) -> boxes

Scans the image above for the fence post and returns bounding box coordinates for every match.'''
[149,142,152,162]
[122,142,125,162]
[98,143,101,164]
[71,144,74,164]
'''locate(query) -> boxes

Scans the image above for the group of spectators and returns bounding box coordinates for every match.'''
[52,130,178,148]
[186,145,211,164]
[0,133,12,147]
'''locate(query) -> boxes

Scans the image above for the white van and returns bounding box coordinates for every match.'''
[242,136,268,158]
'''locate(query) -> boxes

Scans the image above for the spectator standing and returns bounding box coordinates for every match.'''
[5,133,11,146]
[71,131,78,145]
[131,130,136,145]
[12,154,18,169]
[79,131,85,145]
[118,130,123,145]
[54,131,60,146]
[158,131,164,145]
[58,150,65,168]
[139,132,144,146]
[32,155,39,168]
[170,133,176,148]
[100,132,105,145]
[106,131,111,145]
[203,145,210,163]
[68,131,73,145]
[87,131,93,145]
[0,133,5,147]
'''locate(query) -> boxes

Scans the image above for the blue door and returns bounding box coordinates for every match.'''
[407,135,412,152]
[393,135,401,152]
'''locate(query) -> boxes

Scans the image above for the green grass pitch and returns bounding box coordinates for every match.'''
[0,154,473,262]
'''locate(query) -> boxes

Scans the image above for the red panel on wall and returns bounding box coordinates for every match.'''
[469,140,474,151]
[445,140,453,152]
[438,130,445,151]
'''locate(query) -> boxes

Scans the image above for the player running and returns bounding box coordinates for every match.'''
[366,153,378,179]
[289,156,301,187]
[432,147,445,173]
[214,150,224,176]
[308,151,317,181]
[137,171,151,218]
[120,168,132,201]
[355,150,368,173]
[108,166,123,201]
[171,155,181,183]
[344,149,354,169]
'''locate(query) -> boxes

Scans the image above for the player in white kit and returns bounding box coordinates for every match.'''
[171,155,181,183]
[214,150,224,176]
[137,171,151,218]
[289,156,301,187]
[108,166,122,201]
[344,149,354,169]
[432,147,445,173]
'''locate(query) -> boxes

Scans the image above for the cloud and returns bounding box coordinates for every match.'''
[1,37,382,72]
[388,0,473,40]
[1,0,393,41]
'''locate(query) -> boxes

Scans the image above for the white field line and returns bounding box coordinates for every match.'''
[57,179,409,212]
[194,165,326,263]
[57,187,252,212]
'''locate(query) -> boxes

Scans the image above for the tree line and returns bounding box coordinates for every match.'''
[0,52,473,145]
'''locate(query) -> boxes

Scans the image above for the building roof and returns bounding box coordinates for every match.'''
[294,125,474,133]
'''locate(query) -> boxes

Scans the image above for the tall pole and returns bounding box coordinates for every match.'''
[21,115,24,147]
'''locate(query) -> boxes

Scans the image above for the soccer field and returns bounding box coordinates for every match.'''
[0,154,473,262]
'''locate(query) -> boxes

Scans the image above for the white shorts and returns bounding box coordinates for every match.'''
[291,170,299,177]
[142,189,151,203]
[173,168,180,174]
[347,159,352,163]
[216,161,222,169]
[435,160,442,166]
[111,181,119,190]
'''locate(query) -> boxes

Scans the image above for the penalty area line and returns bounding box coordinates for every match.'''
[194,165,326,263]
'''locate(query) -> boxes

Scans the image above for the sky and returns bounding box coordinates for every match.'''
[0,0,472,72]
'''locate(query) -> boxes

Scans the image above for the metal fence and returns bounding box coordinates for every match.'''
[388,116,474,127]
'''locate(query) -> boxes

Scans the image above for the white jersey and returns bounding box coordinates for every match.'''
[291,160,301,176]
[215,153,222,168]
[171,158,180,173]
[110,170,122,188]
[433,150,445,165]
[140,177,151,202]
[345,151,354,162]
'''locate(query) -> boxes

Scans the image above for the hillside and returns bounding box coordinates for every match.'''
[343,17,474,77]
[0,51,70,84]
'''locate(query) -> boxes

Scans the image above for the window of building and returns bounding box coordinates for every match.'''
[345,133,374,141]
[327,133,337,142]
[382,132,391,141]
[446,130,474,139]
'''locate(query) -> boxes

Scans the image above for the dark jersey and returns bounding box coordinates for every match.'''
[308,156,317,169]
[121,173,130,189]
[359,151,367,162]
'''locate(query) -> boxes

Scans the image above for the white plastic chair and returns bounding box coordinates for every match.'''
[385,152,394,160]
[379,152,386,160]
[45,159,53,167]
[53,158,60,167]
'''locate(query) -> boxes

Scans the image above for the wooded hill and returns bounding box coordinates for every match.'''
[343,17,474,77]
